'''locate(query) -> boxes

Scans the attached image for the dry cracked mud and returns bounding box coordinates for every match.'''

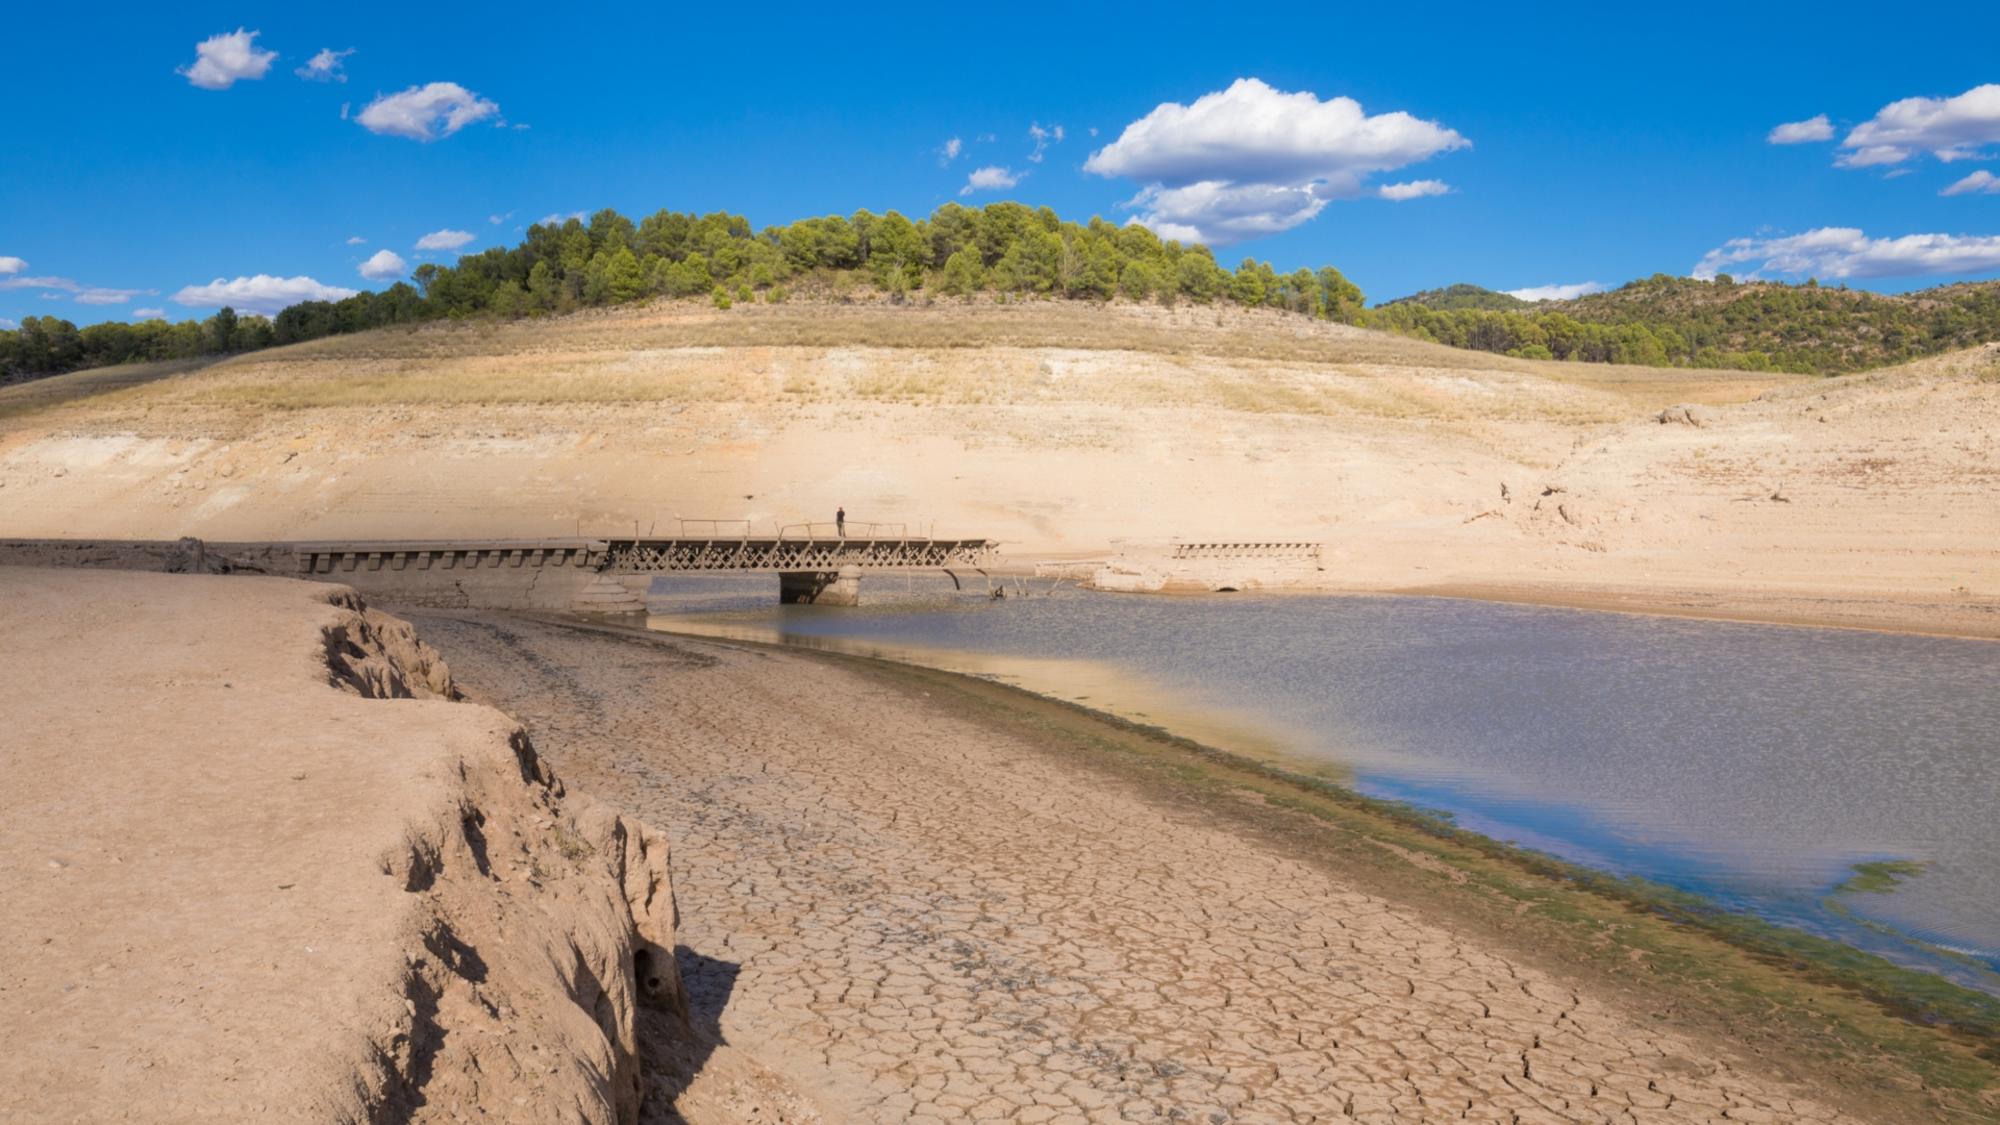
[412,612,1865,1124]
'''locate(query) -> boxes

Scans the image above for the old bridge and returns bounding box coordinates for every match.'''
[0,526,1000,613]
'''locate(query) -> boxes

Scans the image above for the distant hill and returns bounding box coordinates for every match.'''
[1380,284,1530,312]
[1,202,1366,385]
[11,199,1998,385]
[1366,274,2000,374]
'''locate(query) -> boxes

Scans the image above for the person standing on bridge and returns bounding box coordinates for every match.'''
[836,506,845,538]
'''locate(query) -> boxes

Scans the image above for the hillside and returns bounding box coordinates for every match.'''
[1371,274,2000,374]
[0,201,1364,385]
[1380,283,1530,311]
[11,198,1994,390]
[2,298,1995,634]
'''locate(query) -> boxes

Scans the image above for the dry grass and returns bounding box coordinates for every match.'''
[0,358,217,421]
[4,298,1805,425]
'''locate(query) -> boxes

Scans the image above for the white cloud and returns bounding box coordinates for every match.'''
[171,275,358,315]
[358,249,409,281]
[0,318,16,330]
[415,229,475,252]
[295,47,353,83]
[1839,84,2000,167]
[1122,181,1331,243]
[132,308,166,318]
[1767,114,1833,144]
[0,275,78,292]
[1378,179,1451,201]
[959,166,1023,196]
[0,256,24,274]
[1087,78,1467,185]
[1836,144,1911,169]
[179,29,276,90]
[939,136,962,165]
[1028,122,1063,163]
[1942,170,2000,196]
[356,82,500,142]
[1085,77,1467,244]
[345,235,367,245]
[75,287,153,305]
[537,210,587,227]
[1694,227,2000,281]
[1505,281,1605,302]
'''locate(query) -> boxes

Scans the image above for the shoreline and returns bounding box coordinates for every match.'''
[647,588,2000,991]
[556,612,2000,1122]
[999,557,2000,641]
[634,613,2000,1008]
[1385,579,2000,642]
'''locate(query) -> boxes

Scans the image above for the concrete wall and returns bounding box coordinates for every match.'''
[0,538,600,612]
[779,568,862,606]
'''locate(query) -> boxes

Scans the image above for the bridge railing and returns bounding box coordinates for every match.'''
[673,518,755,538]
[659,519,920,540]
[778,521,909,540]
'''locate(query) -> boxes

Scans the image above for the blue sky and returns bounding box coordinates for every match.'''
[4,1,1999,328]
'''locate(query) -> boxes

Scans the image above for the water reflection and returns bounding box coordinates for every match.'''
[646,576,2000,991]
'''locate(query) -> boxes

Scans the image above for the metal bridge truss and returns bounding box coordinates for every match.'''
[598,537,996,573]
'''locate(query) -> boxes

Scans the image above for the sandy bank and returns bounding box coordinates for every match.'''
[0,303,1990,630]
[0,569,681,1123]
[409,610,1993,1124]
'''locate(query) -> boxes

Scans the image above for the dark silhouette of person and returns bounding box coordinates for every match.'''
[836,506,846,537]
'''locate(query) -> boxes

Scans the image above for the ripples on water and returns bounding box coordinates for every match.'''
[647,578,2000,991]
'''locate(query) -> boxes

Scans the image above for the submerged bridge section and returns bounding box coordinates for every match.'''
[0,532,999,613]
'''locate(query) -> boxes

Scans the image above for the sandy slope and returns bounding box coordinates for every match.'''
[0,301,1993,630]
[0,569,680,1123]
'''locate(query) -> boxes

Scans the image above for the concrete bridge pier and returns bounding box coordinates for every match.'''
[780,567,862,606]
[571,573,651,616]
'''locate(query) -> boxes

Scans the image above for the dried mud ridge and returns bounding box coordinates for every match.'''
[0,570,688,1125]
[418,613,1865,1124]
[319,593,689,1123]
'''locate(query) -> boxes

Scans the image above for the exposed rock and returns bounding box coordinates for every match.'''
[163,535,229,574]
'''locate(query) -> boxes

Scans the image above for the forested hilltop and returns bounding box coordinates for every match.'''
[0,203,1363,382]
[1374,276,2000,373]
[6,202,1999,382]
[1380,284,1530,312]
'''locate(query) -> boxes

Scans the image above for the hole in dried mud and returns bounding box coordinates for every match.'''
[634,948,664,995]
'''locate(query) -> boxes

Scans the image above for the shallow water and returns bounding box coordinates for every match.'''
[648,579,2000,991]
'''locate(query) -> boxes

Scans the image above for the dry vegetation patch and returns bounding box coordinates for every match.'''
[2,300,1804,427]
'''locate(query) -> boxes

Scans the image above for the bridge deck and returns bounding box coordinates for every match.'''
[288,536,998,575]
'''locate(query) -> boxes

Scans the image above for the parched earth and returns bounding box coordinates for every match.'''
[411,612,1863,1124]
